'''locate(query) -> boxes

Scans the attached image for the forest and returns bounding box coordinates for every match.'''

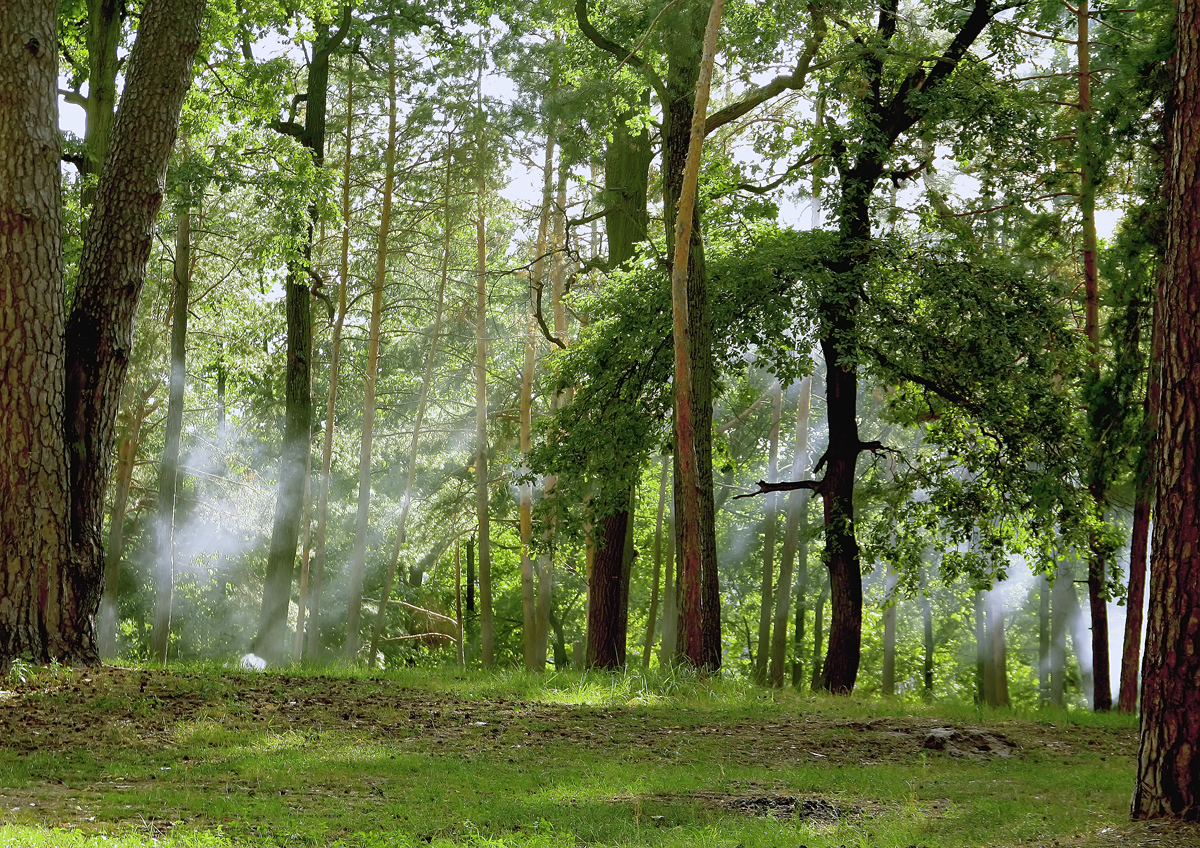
[2,0,1200,839]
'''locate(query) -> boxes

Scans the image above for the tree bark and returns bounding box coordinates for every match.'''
[882,566,897,696]
[365,54,413,665]
[0,0,203,672]
[587,498,632,669]
[99,383,157,658]
[80,0,123,205]
[61,0,205,668]
[0,0,71,673]
[1119,260,1163,711]
[986,587,1009,706]
[667,0,724,669]
[921,565,934,698]
[1132,0,1200,813]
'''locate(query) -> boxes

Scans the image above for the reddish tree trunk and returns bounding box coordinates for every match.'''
[1133,0,1200,815]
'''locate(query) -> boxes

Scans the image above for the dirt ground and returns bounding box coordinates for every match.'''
[2,668,1198,848]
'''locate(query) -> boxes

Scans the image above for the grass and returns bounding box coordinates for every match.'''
[0,662,1164,847]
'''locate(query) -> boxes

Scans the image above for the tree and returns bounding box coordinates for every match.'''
[1131,0,1200,814]
[0,0,205,673]
[253,4,354,666]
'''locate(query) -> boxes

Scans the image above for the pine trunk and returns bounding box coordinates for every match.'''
[0,0,71,673]
[1133,0,1200,813]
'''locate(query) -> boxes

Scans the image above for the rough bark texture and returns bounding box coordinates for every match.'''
[586,506,631,668]
[0,0,70,673]
[61,0,205,668]
[1132,0,1200,815]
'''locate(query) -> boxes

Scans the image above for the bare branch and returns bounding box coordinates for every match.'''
[734,478,823,499]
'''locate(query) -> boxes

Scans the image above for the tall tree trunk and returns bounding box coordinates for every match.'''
[921,564,934,698]
[366,56,424,664]
[475,149,493,669]
[793,497,812,688]
[1119,263,1163,711]
[975,590,989,704]
[770,377,810,687]
[520,305,538,670]
[643,457,670,668]
[986,587,1009,706]
[344,58,394,661]
[658,491,678,668]
[1038,574,1051,704]
[99,383,158,658]
[1078,0,1113,713]
[525,124,557,672]
[0,0,72,673]
[882,566,897,696]
[306,58,356,664]
[80,0,123,206]
[668,0,724,669]
[150,194,192,663]
[1050,565,1070,707]
[754,381,782,684]
[259,6,352,666]
[1133,2,1200,812]
[58,0,206,669]
[587,492,633,668]
[810,577,829,691]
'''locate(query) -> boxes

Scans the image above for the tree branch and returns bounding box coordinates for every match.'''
[734,478,823,499]
[574,0,668,102]
[705,5,826,134]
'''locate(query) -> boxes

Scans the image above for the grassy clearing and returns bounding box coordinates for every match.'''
[0,663,1182,848]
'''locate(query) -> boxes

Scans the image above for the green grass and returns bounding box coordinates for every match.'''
[0,663,1149,847]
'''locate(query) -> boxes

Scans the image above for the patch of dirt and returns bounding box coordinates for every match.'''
[720,794,845,820]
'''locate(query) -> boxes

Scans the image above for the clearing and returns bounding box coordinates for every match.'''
[1,666,1197,848]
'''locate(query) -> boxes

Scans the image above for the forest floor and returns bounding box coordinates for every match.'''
[1,665,1198,848]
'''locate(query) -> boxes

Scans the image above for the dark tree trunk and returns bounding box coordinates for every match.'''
[61,0,205,668]
[587,505,631,669]
[0,0,204,673]
[1133,3,1200,814]
[259,7,351,665]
